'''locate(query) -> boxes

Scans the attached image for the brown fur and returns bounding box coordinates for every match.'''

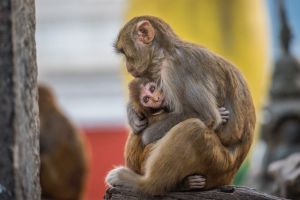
[106,16,256,195]
[39,85,88,200]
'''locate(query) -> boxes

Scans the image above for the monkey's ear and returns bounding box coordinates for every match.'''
[136,20,155,44]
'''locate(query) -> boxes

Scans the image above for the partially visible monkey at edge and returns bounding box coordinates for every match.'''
[39,85,88,200]
[106,16,256,195]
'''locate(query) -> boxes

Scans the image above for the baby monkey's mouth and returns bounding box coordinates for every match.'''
[152,108,164,116]
[150,104,169,116]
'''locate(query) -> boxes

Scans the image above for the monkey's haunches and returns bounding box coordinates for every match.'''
[39,85,88,200]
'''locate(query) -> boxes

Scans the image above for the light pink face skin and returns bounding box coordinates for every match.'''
[140,82,164,109]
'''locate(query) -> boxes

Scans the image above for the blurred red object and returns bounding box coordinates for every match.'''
[81,126,128,200]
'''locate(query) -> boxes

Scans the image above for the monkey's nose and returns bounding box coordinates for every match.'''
[152,97,159,102]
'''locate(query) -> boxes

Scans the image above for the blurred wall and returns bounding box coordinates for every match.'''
[36,0,127,126]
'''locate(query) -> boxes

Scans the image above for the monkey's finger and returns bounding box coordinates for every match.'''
[221,110,230,114]
[135,123,147,127]
[135,120,148,127]
[219,107,226,111]
[222,119,228,124]
[136,113,145,119]
[221,115,230,119]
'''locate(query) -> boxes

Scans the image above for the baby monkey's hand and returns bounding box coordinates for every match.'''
[127,104,148,134]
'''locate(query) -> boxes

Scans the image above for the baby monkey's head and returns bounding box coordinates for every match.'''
[140,81,165,109]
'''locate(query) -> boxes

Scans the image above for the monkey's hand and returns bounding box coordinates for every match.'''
[219,107,230,124]
[127,103,148,134]
[178,175,206,191]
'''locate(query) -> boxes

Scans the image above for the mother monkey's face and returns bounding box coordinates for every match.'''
[114,18,156,77]
[114,16,177,79]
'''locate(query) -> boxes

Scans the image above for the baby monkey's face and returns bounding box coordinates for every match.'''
[140,82,164,109]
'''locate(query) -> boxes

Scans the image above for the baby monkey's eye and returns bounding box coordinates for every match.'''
[149,86,155,93]
[143,96,150,103]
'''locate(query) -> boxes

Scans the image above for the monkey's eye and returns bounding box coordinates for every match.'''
[143,96,150,103]
[149,85,155,93]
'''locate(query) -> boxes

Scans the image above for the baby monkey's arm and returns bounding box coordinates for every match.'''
[142,107,230,145]
[127,103,148,134]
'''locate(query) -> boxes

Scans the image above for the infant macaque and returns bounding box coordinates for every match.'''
[127,78,230,190]
[128,78,229,135]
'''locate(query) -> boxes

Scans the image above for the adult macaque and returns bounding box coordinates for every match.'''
[106,16,255,195]
[39,85,88,200]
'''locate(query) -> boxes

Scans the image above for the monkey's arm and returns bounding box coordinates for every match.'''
[185,79,223,130]
[162,67,222,130]
[124,133,144,174]
[142,107,230,145]
[127,103,148,134]
[142,112,193,145]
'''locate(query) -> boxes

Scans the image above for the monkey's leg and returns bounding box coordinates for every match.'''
[124,133,144,174]
[107,118,235,194]
[106,118,242,194]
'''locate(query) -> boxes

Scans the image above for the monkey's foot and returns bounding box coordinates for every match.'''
[185,175,206,189]
[105,166,127,187]
[219,107,230,123]
[105,166,138,189]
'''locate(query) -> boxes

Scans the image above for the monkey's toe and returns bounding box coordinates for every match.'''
[188,181,206,189]
[186,175,206,189]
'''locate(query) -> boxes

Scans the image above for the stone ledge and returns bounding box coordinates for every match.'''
[104,186,286,200]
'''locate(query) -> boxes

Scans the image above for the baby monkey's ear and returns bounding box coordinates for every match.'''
[136,20,155,44]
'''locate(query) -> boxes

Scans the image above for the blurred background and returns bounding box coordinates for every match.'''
[35,0,300,199]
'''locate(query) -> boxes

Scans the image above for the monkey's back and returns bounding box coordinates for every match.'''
[39,97,88,200]
[207,51,256,188]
